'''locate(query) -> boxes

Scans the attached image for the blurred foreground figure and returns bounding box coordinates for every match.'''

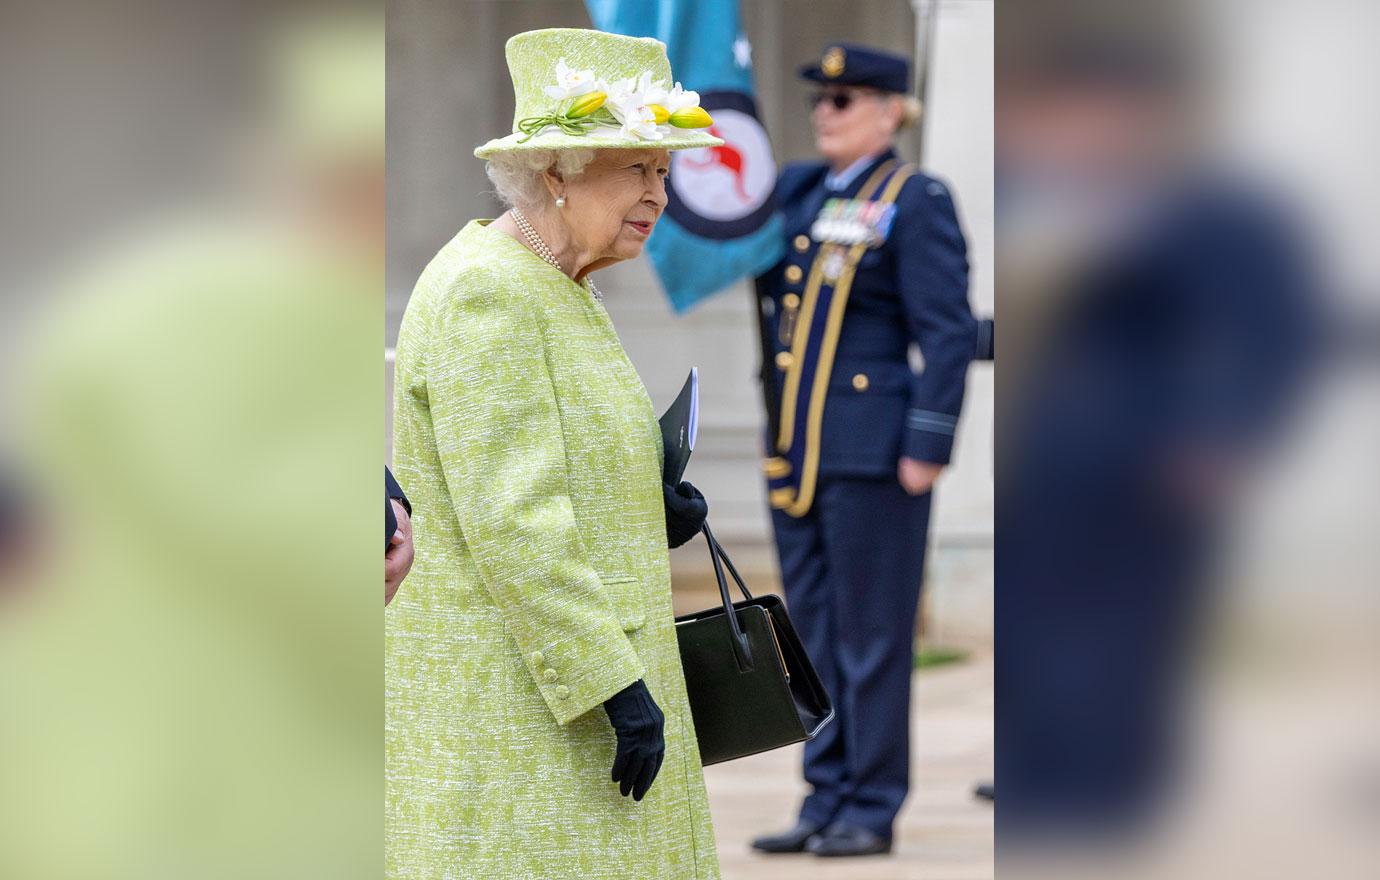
[0,9,381,876]
[997,0,1318,846]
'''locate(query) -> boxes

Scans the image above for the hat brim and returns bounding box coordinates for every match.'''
[797,65,905,92]
[474,126,723,159]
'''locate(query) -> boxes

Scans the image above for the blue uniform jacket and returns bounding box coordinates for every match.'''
[761,149,977,474]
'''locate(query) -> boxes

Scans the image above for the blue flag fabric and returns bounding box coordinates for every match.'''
[585,0,785,313]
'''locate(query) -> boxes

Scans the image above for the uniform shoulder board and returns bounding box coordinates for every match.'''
[905,176,955,214]
[894,168,949,204]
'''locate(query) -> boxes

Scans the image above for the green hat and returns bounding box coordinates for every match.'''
[474,28,724,159]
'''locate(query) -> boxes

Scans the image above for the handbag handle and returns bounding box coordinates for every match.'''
[701,521,754,673]
[705,525,753,602]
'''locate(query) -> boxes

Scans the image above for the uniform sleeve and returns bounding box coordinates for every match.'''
[385,466,410,514]
[426,272,644,726]
[385,467,407,547]
[385,485,397,547]
[893,176,978,465]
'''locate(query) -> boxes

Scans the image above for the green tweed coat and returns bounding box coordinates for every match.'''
[386,220,721,879]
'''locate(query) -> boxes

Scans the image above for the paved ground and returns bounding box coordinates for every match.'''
[700,652,994,880]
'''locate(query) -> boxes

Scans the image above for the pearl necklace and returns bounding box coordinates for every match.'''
[510,208,603,302]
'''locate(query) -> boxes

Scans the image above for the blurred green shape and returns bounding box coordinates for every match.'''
[914,645,970,670]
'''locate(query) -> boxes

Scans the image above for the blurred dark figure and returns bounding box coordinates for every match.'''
[996,1,1318,843]
[385,466,412,606]
[0,467,35,593]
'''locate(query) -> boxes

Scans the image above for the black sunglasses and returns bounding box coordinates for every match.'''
[807,89,879,111]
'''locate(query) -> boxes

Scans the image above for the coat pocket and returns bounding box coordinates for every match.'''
[599,574,646,633]
[818,365,910,476]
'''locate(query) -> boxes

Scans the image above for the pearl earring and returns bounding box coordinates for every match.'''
[555,195,566,208]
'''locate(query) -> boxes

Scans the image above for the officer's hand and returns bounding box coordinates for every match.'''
[898,457,943,496]
[603,679,666,801]
[385,499,414,606]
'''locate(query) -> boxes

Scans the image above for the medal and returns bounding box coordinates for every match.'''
[822,247,847,282]
[810,198,897,247]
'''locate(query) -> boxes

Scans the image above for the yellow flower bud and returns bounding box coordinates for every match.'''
[566,91,606,119]
[668,106,713,129]
[648,104,670,125]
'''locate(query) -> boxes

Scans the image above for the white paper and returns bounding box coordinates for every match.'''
[688,367,699,451]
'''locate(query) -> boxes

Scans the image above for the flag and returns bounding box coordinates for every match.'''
[585,0,784,313]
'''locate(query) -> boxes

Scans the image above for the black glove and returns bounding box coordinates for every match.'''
[663,480,708,549]
[603,679,665,801]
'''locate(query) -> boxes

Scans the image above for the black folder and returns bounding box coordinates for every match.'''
[658,368,698,485]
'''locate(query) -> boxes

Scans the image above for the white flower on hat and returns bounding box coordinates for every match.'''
[609,96,664,141]
[603,73,668,140]
[661,82,700,114]
[638,73,670,107]
[604,73,656,109]
[543,58,600,100]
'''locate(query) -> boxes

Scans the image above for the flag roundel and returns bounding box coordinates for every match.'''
[666,91,777,241]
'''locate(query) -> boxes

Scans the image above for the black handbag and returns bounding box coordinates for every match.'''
[674,522,834,765]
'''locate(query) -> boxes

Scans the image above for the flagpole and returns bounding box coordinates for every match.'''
[910,0,940,163]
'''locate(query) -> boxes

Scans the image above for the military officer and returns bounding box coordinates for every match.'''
[750,43,978,858]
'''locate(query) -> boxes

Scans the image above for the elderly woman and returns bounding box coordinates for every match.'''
[385,29,722,879]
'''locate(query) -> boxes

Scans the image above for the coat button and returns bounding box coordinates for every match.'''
[529,651,544,667]
[543,669,559,683]
[794,234,811,252]
[852,373,870,392]
[775,351,795,370]
[784,265,803,283]
[554,686,570,700]
[782,293,800,309]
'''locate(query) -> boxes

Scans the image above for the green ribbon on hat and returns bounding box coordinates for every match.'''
[515,104,619,143]
[516,114,597,142]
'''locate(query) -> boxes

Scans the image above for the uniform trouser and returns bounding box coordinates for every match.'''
[769,475,932,838]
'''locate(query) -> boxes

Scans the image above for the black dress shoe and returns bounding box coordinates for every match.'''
[973,782,995,801]
[749,819,826,854]
[806,823,893,857]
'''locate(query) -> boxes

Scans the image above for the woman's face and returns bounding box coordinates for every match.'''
[555,148,670,268]
[810,87,900,165]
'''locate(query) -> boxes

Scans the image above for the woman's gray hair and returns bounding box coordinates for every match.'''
[485,148,597,210]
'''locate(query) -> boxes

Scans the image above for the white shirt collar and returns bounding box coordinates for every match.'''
[824,152,884,192]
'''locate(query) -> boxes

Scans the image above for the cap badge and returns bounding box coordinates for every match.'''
[822,47,846,78]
